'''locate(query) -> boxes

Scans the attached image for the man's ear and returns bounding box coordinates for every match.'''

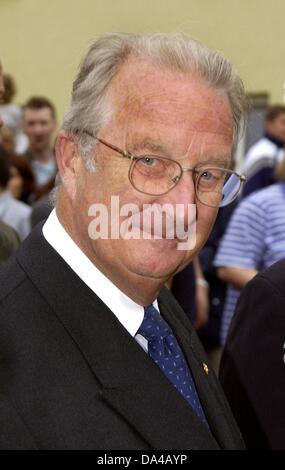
[55,130,80,198]
[56,130,78,176]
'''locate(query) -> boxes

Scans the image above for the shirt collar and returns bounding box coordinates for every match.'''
[42,209,158,337]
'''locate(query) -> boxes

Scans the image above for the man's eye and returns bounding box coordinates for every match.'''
[135,156,168,177]
[200,171,213,181]
[140,156,156,166]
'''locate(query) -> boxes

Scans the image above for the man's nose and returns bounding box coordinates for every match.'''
[168,170,196,205]
[162,170,196,225]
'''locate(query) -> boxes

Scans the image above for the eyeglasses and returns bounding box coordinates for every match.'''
[78,130,246,208]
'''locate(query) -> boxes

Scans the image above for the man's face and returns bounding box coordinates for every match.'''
[266,113,285,142]
[23,107,56,152]
[66,58,233,287]
[0,63,4,128]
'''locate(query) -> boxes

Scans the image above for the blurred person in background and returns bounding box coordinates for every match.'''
[8,154,36,204]
[23,96,57,192]
[0,126,36,203]
[241,105,285,197]
[0,125,15,154]
[0,146,31,240]
[214,156,285,346]
[0,61,21,261]
[0,74,28,155]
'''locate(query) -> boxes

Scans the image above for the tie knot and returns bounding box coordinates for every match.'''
[138,304,171,342]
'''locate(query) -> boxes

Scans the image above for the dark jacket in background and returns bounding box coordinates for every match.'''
[220,259,285,449]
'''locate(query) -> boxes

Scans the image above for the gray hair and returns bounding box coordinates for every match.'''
[62,32,247,169]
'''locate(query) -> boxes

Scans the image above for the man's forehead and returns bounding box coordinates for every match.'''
[111,57,195,104]
[109,57,233,138]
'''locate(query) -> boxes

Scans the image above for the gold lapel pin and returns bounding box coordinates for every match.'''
[202,362,209,375]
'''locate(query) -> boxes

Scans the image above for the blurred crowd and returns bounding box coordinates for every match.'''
[1,71,285,375]
[0,74,56,243]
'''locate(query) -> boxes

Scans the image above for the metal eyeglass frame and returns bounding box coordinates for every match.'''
[75,129,246,208]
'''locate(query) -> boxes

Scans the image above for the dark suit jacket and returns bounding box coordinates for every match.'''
[31,194,52,228]
[220,259,285,449]
[0,225,244,449]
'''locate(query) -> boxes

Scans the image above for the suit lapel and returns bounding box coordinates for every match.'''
[16,227,220,449]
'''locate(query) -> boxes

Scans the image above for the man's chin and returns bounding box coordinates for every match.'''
[129,248,191,281]
[133,263,183,282]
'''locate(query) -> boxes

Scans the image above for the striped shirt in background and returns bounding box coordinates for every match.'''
[214,183,285,345]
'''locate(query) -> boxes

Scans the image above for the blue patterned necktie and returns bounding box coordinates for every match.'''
[138,304,208,426]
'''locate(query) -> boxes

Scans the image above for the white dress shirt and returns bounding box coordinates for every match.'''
[43,209,159,352]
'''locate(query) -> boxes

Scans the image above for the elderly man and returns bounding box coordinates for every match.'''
[0,33,246,449]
